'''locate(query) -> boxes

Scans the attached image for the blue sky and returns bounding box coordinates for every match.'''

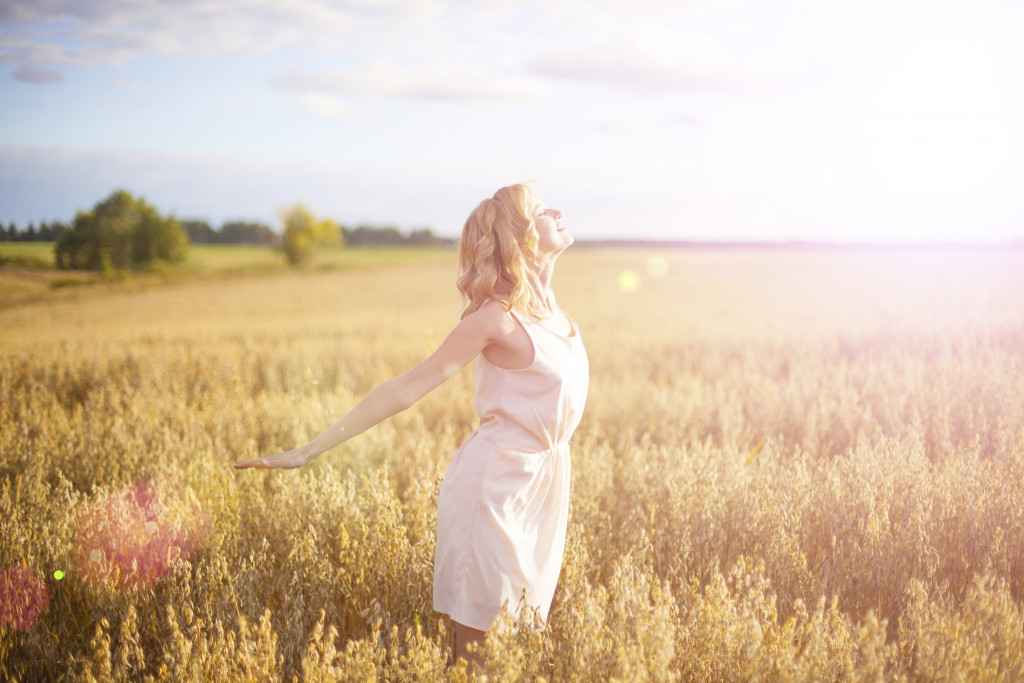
[2,0,1023,242]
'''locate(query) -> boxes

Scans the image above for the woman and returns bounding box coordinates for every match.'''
[234,184,589,670]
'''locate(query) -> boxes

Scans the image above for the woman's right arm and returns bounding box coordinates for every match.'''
[233,300,510,470]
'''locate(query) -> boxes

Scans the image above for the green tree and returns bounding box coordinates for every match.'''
[345,224,403,246]
[132,207,189,267]
[408,227,441,246]
[182,219,218,243]
[221,220,276,244]
[55,189,189,271]
[280,204,341,266]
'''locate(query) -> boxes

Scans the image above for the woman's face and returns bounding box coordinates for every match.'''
[533,202,573,255]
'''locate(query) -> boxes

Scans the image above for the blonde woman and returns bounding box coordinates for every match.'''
[234,184,590,670]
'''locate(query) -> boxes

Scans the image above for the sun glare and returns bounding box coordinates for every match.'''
[816,14,1023,240]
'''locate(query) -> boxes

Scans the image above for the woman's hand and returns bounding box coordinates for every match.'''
[233,447,310,470]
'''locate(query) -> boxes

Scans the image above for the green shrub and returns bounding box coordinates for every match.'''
[54,190,188,271]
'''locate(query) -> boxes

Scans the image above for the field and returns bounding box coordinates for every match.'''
[2,245,1024,681]
[0,243,456,309]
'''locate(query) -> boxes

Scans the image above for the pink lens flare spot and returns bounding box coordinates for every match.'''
[0,565,51,632]
[75,478,210,593]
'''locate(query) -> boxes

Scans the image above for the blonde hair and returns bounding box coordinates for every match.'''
[456,184,550,321]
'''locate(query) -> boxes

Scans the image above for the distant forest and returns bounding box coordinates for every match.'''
[0,219,456,247]
[182,220,455,247]
[0,220,69,242]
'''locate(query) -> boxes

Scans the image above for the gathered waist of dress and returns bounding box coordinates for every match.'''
[469,423,572,458]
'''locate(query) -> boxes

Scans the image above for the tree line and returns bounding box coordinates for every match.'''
[343,225,451,247]
[181,220,277,245]
[1,221,69,242]
[2,218,277,245]
[4,205,452,249]
[180,220,452,248]
[3,189,453,272]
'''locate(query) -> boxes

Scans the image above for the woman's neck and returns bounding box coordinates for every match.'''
[535,254,556,295]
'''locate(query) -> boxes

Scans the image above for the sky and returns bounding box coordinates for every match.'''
[2,0,1023,243]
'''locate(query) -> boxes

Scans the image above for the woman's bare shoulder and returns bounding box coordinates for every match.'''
[468,299,520,339]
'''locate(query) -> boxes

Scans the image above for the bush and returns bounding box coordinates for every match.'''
[55,190,189,271]
[280,204,341,266]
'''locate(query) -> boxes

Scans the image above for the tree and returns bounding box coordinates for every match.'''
[345,224,403,246]
[280,204,341,266]
[182,219,218,244]
[132,206,189,266]
[220,220,275,244]
[38,221,60,241]
[408,227,442,246]
[55,189,189,271]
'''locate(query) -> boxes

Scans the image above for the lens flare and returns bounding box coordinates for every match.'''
[646,256,669,278]
[618,270,641,293]
[0,565,50,632]
[75,477,209,593]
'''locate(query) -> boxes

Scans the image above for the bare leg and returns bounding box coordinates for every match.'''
[454,621,486,675]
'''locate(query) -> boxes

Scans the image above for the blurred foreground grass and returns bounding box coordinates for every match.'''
[2,246,1024,681]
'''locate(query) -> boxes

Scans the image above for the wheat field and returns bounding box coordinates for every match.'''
[2,246,1023,681]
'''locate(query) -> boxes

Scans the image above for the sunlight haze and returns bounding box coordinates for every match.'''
[2,0,1022,243]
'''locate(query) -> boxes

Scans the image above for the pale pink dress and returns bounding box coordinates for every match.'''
[433,300,590,631]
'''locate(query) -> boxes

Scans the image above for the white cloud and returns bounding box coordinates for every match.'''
[671,111,704,128]
[0,0,374,67]
[527,26,745,93]
[296,92,353,119]
[272,62,546,101]
[597,114,654,135]
[1,0,745,92]
[1,0,771,99]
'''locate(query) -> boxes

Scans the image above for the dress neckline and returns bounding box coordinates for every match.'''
[501,299,579,338]
[530,310,578,338]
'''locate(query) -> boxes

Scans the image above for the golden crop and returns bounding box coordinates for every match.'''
[2,247,1023,681]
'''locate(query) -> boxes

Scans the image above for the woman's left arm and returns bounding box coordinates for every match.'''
[233,304,504,470]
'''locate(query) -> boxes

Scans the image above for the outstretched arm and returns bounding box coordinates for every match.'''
[233,301,509,470]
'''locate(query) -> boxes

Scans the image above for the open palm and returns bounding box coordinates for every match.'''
[233,448,309,470]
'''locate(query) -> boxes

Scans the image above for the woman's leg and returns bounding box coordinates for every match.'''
[454,621,486,673]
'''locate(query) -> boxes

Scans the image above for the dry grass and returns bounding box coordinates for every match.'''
[0,243,456,309]
[2,246,1023,681]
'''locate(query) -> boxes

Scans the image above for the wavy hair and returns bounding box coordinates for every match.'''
[456,184,550,321]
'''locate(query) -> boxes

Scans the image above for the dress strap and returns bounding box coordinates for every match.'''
[505,307,539,346]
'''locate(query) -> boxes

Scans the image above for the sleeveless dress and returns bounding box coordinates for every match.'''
[433,301,590,632]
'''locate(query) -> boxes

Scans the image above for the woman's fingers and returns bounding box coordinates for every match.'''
[233,450,306,470]
[233,457,268,470]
